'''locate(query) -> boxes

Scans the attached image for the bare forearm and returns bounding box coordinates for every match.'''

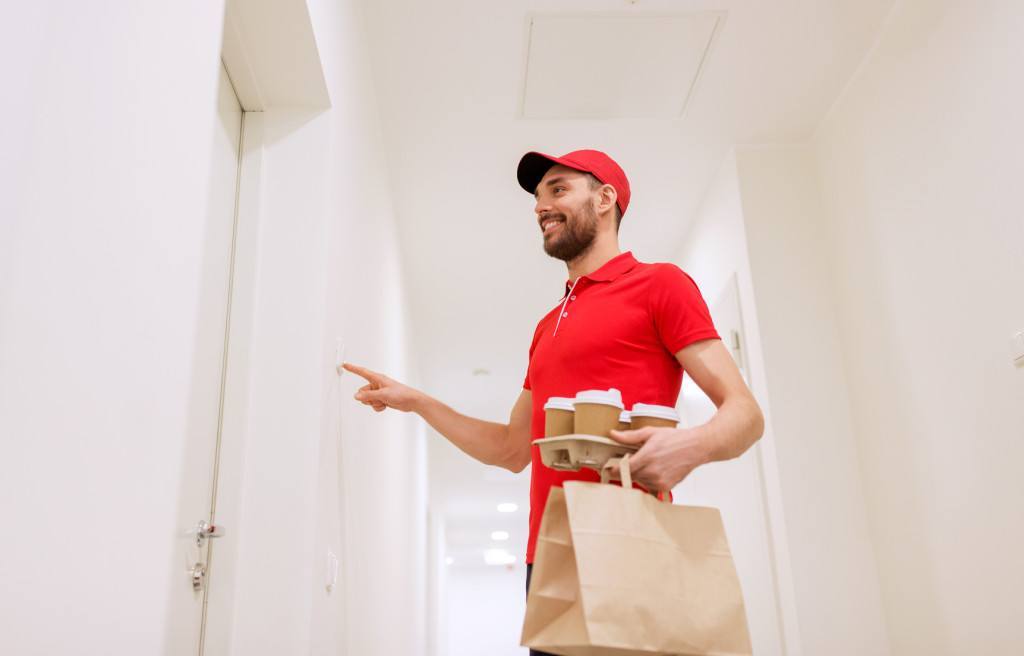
[698,396,765,463]
[413,393,517,468]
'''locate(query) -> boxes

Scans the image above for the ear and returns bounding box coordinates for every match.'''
[597,184,618,218]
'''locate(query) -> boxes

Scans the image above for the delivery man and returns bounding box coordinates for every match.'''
[343,149,764,656]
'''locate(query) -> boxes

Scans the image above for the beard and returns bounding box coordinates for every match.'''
[541,200,599,262]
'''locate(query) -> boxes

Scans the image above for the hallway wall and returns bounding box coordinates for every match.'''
[676,150,890,655]
[678,2,1024,653]
[0,1,425,654]
[194,0,429,652]
[813,0,1024,651]
[306,0,427,653]
[734,146,890,655]
[673,153,798,654]
[0,3,230,653]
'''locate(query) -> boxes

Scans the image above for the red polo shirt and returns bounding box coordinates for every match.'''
[522,251,719,563]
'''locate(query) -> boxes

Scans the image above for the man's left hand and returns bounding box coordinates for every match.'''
[608,426,712,493]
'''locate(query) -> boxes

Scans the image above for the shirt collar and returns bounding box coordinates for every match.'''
[563,251,638,295]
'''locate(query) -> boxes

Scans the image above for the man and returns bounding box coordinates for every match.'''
[344,149,764,655]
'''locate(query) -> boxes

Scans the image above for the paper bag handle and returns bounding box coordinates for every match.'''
[601,455,669,502]
[601,455,633,488]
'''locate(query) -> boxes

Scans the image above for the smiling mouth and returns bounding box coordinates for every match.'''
[541,218,565,235]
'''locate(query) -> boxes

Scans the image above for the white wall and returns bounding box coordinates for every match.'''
[309,1,427,653]
[223,107,334,655]
[0,2,227,653]
[0,1,426,654]
[218,0,428,653]
[673,153,799,655]
[675,149,890,655]
[813,0,1024,652]
[680,3,1024,652]
[735,146,889,655]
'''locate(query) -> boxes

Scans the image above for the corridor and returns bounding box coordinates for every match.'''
[1,1,1022,655]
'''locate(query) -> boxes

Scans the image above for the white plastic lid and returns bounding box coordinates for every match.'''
[630,403,680,422]
[618,411,631,423]
[572,388,624,410]
[543,396,576,412]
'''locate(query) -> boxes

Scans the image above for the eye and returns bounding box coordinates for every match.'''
[554,186,566,193]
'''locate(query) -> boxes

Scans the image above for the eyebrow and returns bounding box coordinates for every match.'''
[534,176,569,198]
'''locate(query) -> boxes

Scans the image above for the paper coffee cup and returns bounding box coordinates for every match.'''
[616,411,631,432]
[629,403,680,429]
[572,388,624,438]
[543,397,576,437]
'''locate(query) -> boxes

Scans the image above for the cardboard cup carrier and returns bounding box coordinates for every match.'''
[536,389,637,472]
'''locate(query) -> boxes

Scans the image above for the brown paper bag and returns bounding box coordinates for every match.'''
[521,455,752,656]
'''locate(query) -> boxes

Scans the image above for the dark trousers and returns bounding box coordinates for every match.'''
[525,563,556,656]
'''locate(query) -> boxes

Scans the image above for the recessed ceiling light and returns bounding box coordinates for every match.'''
[445,557,454,566]
[491,530,510,541]
[497,503,518,513]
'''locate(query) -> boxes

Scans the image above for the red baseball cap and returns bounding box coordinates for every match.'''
[517,149,631,217]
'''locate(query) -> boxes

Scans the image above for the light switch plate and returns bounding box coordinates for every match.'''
[326,549,339,593]
[335,337,346,375]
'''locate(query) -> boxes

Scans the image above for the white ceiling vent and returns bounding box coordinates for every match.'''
[520,12,723,120]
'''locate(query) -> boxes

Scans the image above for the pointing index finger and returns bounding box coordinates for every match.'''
[341,362,384,385]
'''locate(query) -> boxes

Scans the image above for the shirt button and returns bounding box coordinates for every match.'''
[562,312,569,318]
[570,295,577,301]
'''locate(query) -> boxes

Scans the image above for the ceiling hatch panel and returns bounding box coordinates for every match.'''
[521,12,723,120]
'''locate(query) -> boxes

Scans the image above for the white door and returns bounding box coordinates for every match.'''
[674,275,787,654]
[164,61,244,655]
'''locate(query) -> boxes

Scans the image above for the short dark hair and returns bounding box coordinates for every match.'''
[587,174,623,229]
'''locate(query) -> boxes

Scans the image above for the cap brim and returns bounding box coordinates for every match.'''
[517,151,585,195]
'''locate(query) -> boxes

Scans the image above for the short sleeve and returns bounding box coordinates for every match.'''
[648,264,720,355]
[523,321,544,390]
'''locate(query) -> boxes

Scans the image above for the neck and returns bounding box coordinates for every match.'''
[566,231,621,283]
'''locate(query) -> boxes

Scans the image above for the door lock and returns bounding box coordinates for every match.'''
[188,520,224,591]
[191,562,206,592]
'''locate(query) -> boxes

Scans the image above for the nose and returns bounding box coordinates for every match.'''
[534,196,552,217]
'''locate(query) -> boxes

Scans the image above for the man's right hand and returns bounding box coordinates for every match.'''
[342,362,423,413]
[342,361,533,472]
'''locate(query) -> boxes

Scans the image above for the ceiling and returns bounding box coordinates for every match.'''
[357,0,895,566]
